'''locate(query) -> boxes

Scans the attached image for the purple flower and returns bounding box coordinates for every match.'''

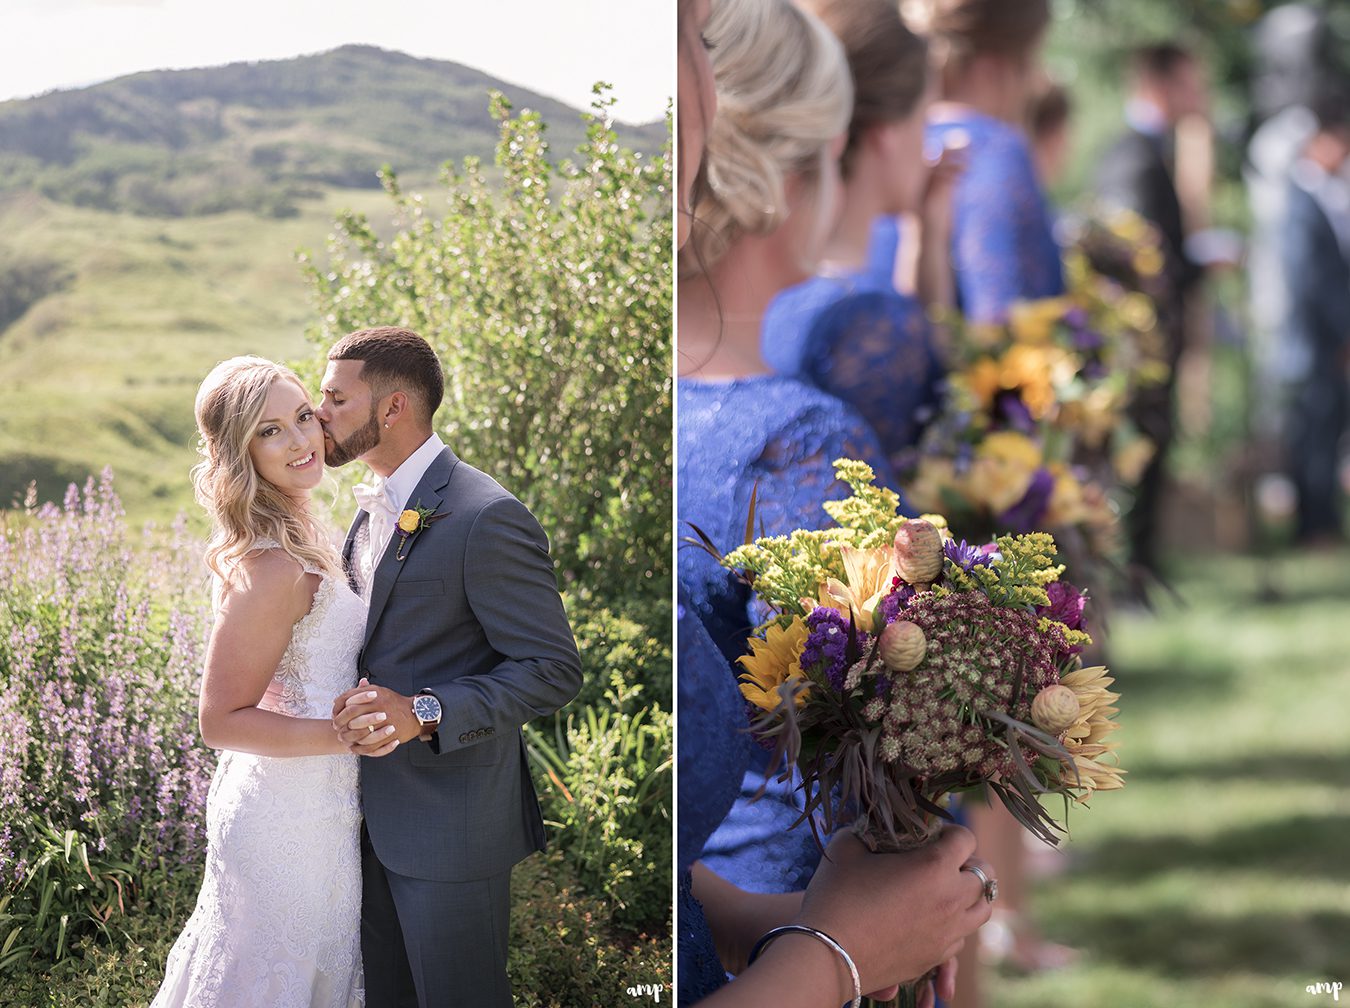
[993,391,1036,434]
[878,584,917,626]
[1039,581,1087,632]
[943,538,997,573]
[801,607,856,692]
[996,467,1056,532]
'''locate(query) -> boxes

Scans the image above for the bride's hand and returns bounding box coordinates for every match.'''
[332,679,420,755]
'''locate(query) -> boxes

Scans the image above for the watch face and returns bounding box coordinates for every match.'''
[413,695,441,723]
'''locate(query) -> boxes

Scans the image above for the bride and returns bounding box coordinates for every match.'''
[153,356,393,1007]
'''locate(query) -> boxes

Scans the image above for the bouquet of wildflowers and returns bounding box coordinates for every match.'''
[720,460,1124,854]
[902,222,1168,568]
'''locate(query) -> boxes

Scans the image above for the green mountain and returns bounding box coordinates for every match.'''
[0,44,664,218]
[0,47,667,523]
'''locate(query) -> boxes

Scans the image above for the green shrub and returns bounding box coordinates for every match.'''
[299,89,672,599]
[564,590,671,715]
[508,851,669,1008]
[525,676,671,931]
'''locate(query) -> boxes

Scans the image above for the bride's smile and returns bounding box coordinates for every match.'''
[247,379,327,495]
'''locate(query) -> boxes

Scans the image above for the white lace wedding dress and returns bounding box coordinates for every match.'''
[153,545,366,1008]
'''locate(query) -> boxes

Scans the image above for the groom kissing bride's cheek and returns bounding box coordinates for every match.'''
[155,326,581,1008]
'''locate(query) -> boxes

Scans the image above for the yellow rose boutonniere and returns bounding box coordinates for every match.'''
[395,501,446,560]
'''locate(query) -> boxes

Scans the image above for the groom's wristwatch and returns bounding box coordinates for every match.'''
[412,690,442,743]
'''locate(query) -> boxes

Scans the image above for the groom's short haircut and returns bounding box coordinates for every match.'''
[329,327,445,423]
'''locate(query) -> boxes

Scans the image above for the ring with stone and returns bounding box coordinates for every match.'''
[962,863,998,903]
[367,724,376,735]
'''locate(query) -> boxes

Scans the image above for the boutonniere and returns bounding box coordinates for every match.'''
[395,501,447,561]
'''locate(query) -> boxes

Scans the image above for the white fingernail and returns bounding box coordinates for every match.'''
[375,712,387,722]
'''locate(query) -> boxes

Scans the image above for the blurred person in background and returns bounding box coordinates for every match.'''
[1095,43,1212,587]
[761,0,954,476]
[1279,84,1350,546]
[892,0,1072,985]
[1028,79,1073,192]
[901,0,1062,323]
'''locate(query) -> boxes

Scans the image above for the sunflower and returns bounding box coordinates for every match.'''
[738,616,810,712]
[1057,664,1125,800]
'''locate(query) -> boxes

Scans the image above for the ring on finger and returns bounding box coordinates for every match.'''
[962,863,998,903]
[367,724,375,735]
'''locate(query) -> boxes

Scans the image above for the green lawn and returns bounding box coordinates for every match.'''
[992,548,1350,1008]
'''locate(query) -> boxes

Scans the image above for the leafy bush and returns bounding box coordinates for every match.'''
[299,89,672,599]
[564,590,671,715]
[525,675,671,931]
[0,474,214,973]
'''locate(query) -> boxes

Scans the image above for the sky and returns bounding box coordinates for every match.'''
[0,0,673,124]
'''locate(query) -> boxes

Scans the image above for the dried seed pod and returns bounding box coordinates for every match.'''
[878,620,927,673]
[1031,684,1081,734]
[893,519,944,586]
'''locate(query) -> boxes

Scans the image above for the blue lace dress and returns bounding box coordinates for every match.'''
[925,110,1064,322]
[677,585,753,1005]
[763,268,944,473]
[678,375,895,897]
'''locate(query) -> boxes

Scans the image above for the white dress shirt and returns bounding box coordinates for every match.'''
[355,432,445,602]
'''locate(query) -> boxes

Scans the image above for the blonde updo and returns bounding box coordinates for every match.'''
[190,356,341,586]
[679,0,852,275]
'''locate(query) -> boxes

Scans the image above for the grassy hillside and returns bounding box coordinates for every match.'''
[0,46,667,526]
[0,45,664,217]
[0,187,392,522]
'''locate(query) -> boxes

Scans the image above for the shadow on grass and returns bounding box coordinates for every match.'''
[1044,904,1350,978]
[1110,656,1238,705]
[1076,811,1350,884]
[1128,750,1350,788]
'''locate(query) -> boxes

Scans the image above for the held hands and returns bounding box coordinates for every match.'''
[330,678,420,756]
[795,826,993,997]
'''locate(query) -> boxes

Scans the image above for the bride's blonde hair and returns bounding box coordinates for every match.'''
[190,356,342,585]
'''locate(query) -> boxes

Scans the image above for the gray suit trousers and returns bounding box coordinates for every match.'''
[361,824,512,1008]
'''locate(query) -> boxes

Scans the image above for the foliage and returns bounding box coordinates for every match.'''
[4,851,666,1008]
[300,89,672,598]
[564,590,671,715]
[0,253,71,333]
[524,675,672,930]
[0,474,215,974]
[507,852,669,1008]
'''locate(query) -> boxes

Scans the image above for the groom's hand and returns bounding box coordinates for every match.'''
[332,679,422,755]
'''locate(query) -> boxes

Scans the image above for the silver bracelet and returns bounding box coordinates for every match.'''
[747,924,862,1008]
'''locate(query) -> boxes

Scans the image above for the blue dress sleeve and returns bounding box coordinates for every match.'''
[796,291,942,469]
[950,124,1065,322]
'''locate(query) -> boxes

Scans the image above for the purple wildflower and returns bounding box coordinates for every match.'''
[997,467,1056,532]
[944,538,997,573]
[801,607,856,692]
[878,584,917,626]
[994,391,1036,434]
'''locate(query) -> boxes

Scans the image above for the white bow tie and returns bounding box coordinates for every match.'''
[353,479,397,517]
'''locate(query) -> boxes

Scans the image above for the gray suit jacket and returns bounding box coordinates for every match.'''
[344,446,582,882]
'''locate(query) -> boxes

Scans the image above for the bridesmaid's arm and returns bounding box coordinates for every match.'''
[198,549,393,758]
[691,862,803,975]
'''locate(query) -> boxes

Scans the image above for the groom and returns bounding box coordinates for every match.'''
[316,326,582,1007]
